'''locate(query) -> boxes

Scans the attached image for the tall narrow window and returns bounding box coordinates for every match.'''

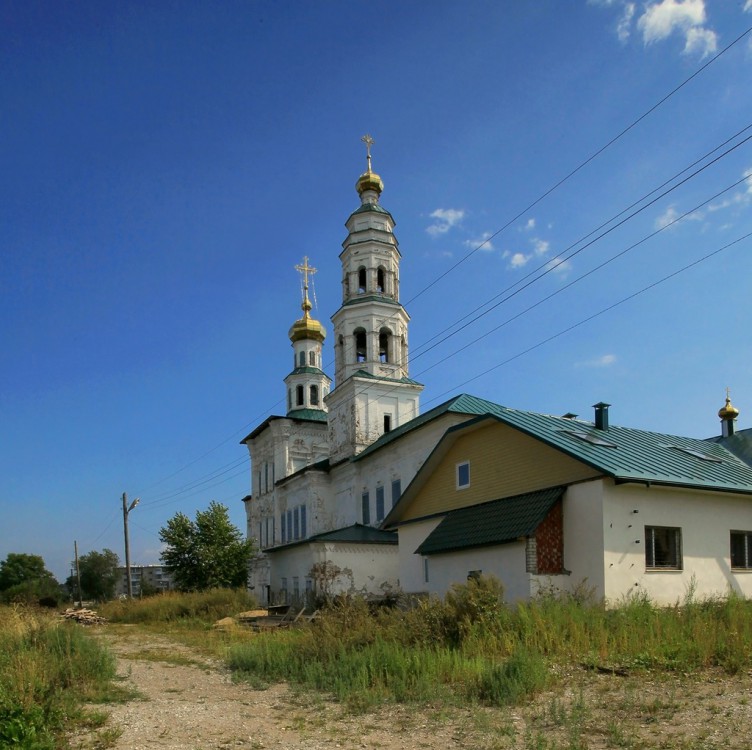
[379,328,390,363]
[293,507,300,540]
[358,267,367,293]
[309,350,316,366]
[310,385,319,405]
[377,267,385,293]
[296,385,304,406]
[361,491,370,525]
[264,463,268,493]
[281,513,286,544]
[645,526,682,569]
[731,531,752,569]
[300,505,307,538]
[299,351,305,367]
[383,414,391,433]
[457,461,470,489]
[376,486,385,522]
[423,557,429,583]
[391,479,401,508]
[287,510,293,541]
[355,329,367,363]
[287,388,292,411]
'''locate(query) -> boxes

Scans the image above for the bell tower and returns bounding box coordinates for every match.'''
[325,136,423,461]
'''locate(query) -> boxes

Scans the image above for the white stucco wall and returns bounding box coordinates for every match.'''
[397,518,443,593]
[601,482,752,605]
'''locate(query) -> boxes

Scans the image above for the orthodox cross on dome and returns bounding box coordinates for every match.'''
[294,256,317,311]
[361,133,375,172]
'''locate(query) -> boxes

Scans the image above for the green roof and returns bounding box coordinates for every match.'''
[287,366,329,377]
[348,203,394,219]
[341,295,402,308]
[355,393,504,462]
[707,428,752,468]
[264,523,397,553]
[416,487,564,556]
[285,408,328,422]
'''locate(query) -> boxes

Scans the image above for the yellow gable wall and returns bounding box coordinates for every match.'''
[400,420,602,522]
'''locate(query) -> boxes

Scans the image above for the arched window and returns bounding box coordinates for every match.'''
[310,385,319,405]
[298,351,305,367]
[296,385,304,406]
[377,267,385,294]
[354,328,367,363]
[309,351,316,367]
[379,328,391,363]
[357,267,367,294]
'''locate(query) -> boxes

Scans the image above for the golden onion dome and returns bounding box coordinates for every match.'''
[356,168,384,197]
[718,393,740,420]
[289,299,326,343]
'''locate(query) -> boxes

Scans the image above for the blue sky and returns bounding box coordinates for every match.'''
[2,1,751,582]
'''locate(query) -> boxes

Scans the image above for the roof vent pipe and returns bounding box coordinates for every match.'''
[593,402,611,430]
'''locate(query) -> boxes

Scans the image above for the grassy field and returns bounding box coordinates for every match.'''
[4,580,751,748]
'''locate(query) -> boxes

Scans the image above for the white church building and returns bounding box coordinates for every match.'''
[241,141,495,605]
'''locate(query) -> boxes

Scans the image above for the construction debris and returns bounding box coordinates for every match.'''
[60,607,107,625]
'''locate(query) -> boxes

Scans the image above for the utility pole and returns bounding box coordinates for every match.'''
[122,492,140,598]
[74,540,82,608]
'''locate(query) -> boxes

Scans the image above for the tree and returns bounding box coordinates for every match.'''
[159,501,253,591]
[77,549,120,602]
[0,553,60,604]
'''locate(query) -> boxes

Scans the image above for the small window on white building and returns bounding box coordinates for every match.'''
[423,557,429,584]
[361,491,370,525]
[309,350,316,367]
[376,486,385,523]
[456,461,470,489]
[645,526,682,570]
[731,531,752,569]
[391,479,401,508]
[300,505,307,538]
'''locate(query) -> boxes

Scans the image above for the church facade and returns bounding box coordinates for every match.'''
[241,142,486,604]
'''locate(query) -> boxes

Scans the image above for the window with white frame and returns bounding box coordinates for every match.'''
[645,526,682,570]
[731,531,752,569]
[456,461,470,489]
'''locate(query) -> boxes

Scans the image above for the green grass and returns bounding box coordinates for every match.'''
[227,577,752,713]
[0,605,122,749]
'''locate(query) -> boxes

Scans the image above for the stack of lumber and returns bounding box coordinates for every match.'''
[60,607,107,625]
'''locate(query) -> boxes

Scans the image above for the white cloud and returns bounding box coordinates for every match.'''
[524,218,536,231]
[636,0,716,58]
[683,25,717,56]
[546,257,572,275]
[533,238,550,256]
[426,208,464,236]
[655,205,679,229]
[509,252,530,268]
[745,0,752,12]
[578,354,618,368]
[464,231,495,252]
[617,2,636,42]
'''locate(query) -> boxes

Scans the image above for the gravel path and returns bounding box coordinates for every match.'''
[70,627,752,750]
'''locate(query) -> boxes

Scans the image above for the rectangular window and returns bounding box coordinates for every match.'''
[361,491,370,525]
[731,531,752,569]
[391,479,401,508]
[264,463,268,492]
[258,523,262,546]
[300,505,307,538]
[645,526,682,569]
[293,577,300,600]
[280,513,286,544]
[456,461,470,489]
[376,486,385,522]
[293,507,300,540]
[287,510,293,541]
[423,557,429,583]
[383,414,392,433]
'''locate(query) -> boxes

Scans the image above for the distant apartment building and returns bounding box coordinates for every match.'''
[115,564,174,597]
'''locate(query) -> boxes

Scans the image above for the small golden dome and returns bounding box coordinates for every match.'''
[718,393,740,420]
[356,169,384,197]
[289,300,326,343]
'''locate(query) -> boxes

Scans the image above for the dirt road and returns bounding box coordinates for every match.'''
[72,627,752,750]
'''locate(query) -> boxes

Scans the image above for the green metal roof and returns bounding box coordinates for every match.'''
[416,487,564,556]
[354,393,504,461]
[285,408,328,422]
[341,295,402,308]
[348,202,394,219]
[287,366,329,377]
[707,428,752,468]
[444,404,752,494]
[264,523,397,553]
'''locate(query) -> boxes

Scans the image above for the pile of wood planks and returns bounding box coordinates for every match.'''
[60,607,107,625]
